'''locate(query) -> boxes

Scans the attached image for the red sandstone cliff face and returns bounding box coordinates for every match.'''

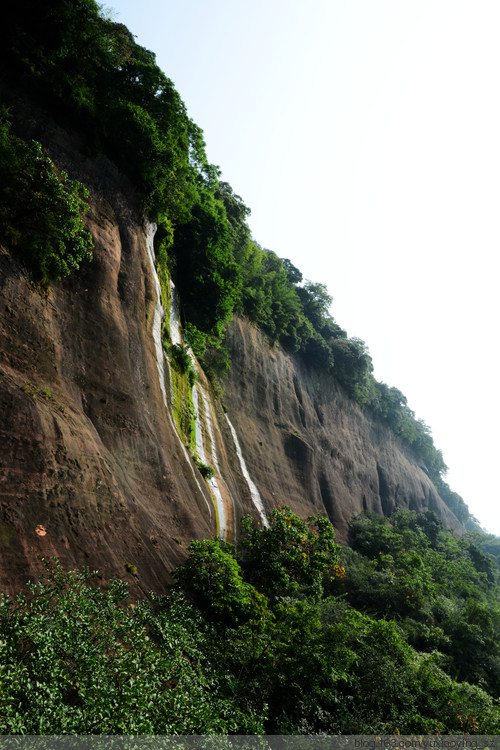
[0,119,461,595]
[0,127,217,595]
[222,318,462,545]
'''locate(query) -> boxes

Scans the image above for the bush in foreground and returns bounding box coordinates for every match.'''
[0,510,498,734]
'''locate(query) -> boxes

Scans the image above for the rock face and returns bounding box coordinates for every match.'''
[223,319,461,545]
[0,117,461,595]
[0,119,215,595]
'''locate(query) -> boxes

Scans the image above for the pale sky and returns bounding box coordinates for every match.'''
[108,0,500,536]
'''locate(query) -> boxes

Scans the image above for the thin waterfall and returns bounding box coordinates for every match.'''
[200,388,227,538]
[192,385,204,459]
[145,223,211,517]
[200,390,222,477]
[226,415,268,527]
[145,223,167,405]
[169,280,182,347]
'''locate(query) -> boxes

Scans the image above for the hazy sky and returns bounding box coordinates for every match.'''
[108,0,500,535]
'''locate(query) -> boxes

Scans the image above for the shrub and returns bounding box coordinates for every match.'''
[0,110,93,283]
[193,456,215,480]
[0,559,265,734]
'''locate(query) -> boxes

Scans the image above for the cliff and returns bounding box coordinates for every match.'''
[223,318,461,542]
[0,117,461,595]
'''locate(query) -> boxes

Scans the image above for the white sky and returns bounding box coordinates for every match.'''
[108,0,500,536]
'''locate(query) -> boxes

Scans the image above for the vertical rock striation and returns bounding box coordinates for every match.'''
[222,318,461,544]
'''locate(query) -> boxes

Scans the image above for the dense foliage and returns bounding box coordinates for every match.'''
[0,110,93,282]
[1,510,498,734]
[473,532,500,571]
[335,511,500,697]
[0,562,255,734]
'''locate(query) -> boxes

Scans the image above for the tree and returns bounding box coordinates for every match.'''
[330,337,373,397]
[237,507,342,601]
[282,258,302,285]
[173,539,269,628]
[0,111,93,282]
[296,281,333,333]
[170,193,241,353]
[215,181,251,262]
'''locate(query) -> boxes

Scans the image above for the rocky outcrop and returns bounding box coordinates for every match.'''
[0,116,461,595]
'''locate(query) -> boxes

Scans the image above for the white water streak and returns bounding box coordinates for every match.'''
[169,280,182,347]
[226,416,268,527]
[192,386,205,461]
[145,223,211,517]
[145,223,167,405]
[200,390,221,475]
[200,389,226,538]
